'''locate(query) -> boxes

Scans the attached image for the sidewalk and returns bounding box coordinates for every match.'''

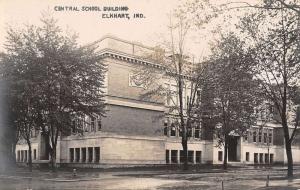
[0,165,300,189]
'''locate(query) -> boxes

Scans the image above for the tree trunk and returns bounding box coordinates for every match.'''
[26,140,32,172]
[223,136,228,170]
[282,115,293,178]
[182,135,188,170]
[285,139,293,178]
[50,148,56,171]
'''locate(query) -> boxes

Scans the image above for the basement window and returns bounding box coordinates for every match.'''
[196,151,202,163]
[254,153,258,163]
[218,151,223,161]
[81,148,86,162]
[270,154,274,163]
[75,148,80,162]
[88,147,93,162]
[171,150,178,163]
[70,148,74,163]
[259,153,264,163]
[33,149,36,160]
[166,150,170,164]
[180,150,184,163]
[95,147,100,163]
[265,153,269,163]
[188,151,194,163]
[246,152,249,162]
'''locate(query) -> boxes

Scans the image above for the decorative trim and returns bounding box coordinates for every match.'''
[107,98,165,111]
[98,49,192,80]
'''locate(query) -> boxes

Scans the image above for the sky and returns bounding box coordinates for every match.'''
[0,0,205,55]
[0,0,181,44]
[0,0,253,60]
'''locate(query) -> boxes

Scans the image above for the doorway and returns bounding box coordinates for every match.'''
[228,136,240,162]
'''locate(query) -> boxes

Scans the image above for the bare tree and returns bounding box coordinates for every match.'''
[133,11,213,169]
[233,4,300,177]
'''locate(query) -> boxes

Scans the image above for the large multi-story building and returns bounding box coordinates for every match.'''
[15,36,300,167]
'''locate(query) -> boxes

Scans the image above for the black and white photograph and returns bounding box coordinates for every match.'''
[0,0,300,189]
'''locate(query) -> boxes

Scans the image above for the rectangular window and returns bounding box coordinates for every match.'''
[84,121,89,132]
[258,130,262,143]
[170,124,176,136]
[246,152,250,162]
[72,120,76,133]
[179,129,182,137]
[263,133,267,143]
[171,150,178,163]
[75,148,80,162]
[218,151,223,161]
[254,153,258,163]
[265,153,269,163]
[180,150,184,163]
[91,116,95,132]
[70,148,74,163]
[97,116,102,131]
[81,148,86,162]
[188,151,194,163]
[95,147,100,163]
[194,124,201,139]
[21,151,23,162]
[187,129,192,137]
[33,149,36,160]
[270,154,274,163]
[24,150,27,162]
[244,132,248,141]
[164,121,168,136]
[259,153,264,163]
[253,131,257,142]
[268,132,272,144]
[88,147,93,163]
[166,150,170,164]
[196,151,202,163]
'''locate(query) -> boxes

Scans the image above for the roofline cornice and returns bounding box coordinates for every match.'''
[98,49,193,80]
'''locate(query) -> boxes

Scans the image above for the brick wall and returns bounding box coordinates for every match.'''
[273,128,284,146]
[102,104,164,137]
[106,58,164,104]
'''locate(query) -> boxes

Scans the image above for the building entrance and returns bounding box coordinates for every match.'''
[228,136,240,162]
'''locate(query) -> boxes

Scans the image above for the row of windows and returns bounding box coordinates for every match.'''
[71,116,102,134]
[245,128,273,144]
[164,126,201,139]
[217,151,274,163]
[163,120,202,138]
[16,149,37,162]
[69,147,100,163]
[250,152,274,164]
[166,149,202,164]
